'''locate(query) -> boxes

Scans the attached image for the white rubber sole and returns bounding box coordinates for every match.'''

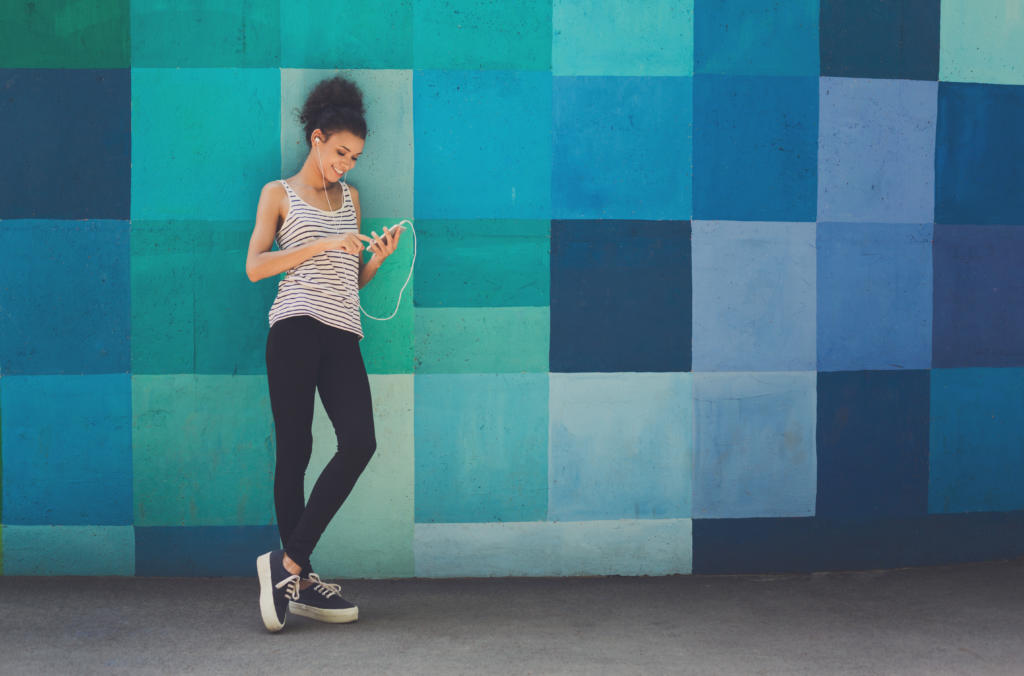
[256,552,285,632]
[288,600,359,623]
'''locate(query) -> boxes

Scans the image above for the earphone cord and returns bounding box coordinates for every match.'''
[315,140,416,322]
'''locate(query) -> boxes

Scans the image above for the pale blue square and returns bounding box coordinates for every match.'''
[281,69,413,219]
[692,221,816,371]
[413,70,551,219]
[552,0,694,76]
[1,375,133,525]
[131,68,280,220]
[414,374,549,523]
[552,76,692,220]
[818,222,933,371]
[548,373,693,521]
[818,77,937,223]
[693,372,817,518]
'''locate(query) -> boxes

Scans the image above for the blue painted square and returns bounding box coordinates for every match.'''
[552,76,692,220]
[820,0,940,80]
[1,375,132,525]
[695,0,818,76]
[1,525,135,575]
[549,373,692,521]
[817,222,932,372]
[818,78,937,223]
[135,525,279,576]
[691,221,815,372]
[550,220,691,373]
[817,371,930,518]
[936,82,1024,225]
[0,69,129,219]
[552,0,694,76]
[131,68,280,221]
[693,75,818,221]
[414,374,548,523]
[0,220,129,375]
[692,372,817,519]
[933,226,1024,368]
[413,70,550,219]
[930,368,1024,513]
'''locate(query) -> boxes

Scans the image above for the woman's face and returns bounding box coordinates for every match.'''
[313,129,365,182]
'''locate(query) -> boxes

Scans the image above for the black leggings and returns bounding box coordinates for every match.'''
[265,315,377,574]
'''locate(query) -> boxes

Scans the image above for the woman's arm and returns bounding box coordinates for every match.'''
[245,181,331,282]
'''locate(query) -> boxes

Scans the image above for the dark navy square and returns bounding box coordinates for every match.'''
[936,82,1024,226]
[933,225,1024,368]
[817,370,930,518]
[0,69,130,219]
[550,220,690,373]
[820,0,940,80]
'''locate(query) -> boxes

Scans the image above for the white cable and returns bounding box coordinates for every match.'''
[315,141,416,322]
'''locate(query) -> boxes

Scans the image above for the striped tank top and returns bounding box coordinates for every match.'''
[267,179,363,339]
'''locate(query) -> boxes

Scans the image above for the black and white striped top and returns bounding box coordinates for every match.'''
[267,179,363,339]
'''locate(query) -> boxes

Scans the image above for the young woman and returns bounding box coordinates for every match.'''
[246,75,403,633]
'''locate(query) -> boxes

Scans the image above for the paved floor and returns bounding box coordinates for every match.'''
[1,557,1022,675]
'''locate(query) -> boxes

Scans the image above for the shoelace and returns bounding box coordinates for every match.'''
[306,572,344,598]
[275,573,302,601]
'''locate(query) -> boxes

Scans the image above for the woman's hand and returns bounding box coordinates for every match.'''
[366,225,403,263]
[322,233,373,256]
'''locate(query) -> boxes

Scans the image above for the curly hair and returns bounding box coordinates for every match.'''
[296,75,367,147]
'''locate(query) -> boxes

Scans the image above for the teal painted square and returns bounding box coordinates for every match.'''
[940,0,1024,85]
[695,0,818,76]
[281,1,413,68]
[0,0,129,68]
[553,0,693,76]
[282,69,413,220]
[131,68,280,221]
[413,0,552,70]
[414,70,551,219]
[693,372,818,518]
[549,373,693,521]
[414,374,548,523]
[360,218,416,375]
[413,219,550,307]
[1,375,132,526]
[930,368,1024,513]
[131,221,279,374]
[133,375,275,526]
[131,0,280,67]
[1,526,134,576]
[415,307,549,374]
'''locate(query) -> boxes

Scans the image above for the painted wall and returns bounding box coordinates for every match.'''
[2,0,1023,577]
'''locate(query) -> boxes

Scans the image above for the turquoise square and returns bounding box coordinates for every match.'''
[693,372,817,518]
[414,374,548,523]
[553,0,693,75]
[549,373,693,521]
[131,68,280,221]
[695,0,818,76]
[281,1,413,68]
[413,219,550,308]
[1,526,134,575]
[131,0,280,67]
[281,69,413,220]
[133,375,275,526]
[414,70,551,219]
[413,0,552,70]
[415,307,549,374]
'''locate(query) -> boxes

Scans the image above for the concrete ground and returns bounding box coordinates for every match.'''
[1,557,1022,675]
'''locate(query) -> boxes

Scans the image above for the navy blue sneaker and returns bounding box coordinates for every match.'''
[256,549,303,632]
[288,572,359,624]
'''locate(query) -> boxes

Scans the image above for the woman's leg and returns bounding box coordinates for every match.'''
[265,316,321,571]
[282,323,377,573]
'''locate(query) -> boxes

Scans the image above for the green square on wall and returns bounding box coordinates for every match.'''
[0,0,129,68]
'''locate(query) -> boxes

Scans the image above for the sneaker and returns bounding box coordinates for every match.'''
[256,549,303,632]
[288,572,359,624]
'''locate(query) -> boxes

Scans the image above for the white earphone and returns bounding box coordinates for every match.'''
[313,133,416,322]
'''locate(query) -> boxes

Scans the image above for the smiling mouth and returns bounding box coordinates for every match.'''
[332,164,345,176]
